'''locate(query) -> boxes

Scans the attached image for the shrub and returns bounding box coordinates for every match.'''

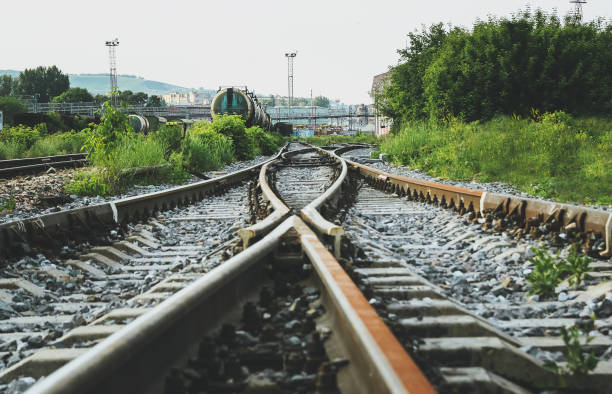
[546,322,599,378]
[208,114,254,160]
[0,125,40,149]
[246,126,278,155]
[182,127,234,172]
[0,194,16,213]
[380,114,612,204]
[0,140,26,159]
[82,101,132,159]
[27,130,89,157]
[153,124,183,158]
[563,247,593,288]
[0,97,26,125]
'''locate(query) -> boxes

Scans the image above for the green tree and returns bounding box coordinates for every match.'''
[131,92,148,105]
[146,95,166,107]
[94,94,109,106]
[17,66,69,102]
[52,87,94,103]
[380,9,612,122]
[313,96,330,107]
[0,75,17,96]
[0,97,26,125]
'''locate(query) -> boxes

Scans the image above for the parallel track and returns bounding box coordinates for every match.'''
[0,142,609,393]
[0,154,88,179]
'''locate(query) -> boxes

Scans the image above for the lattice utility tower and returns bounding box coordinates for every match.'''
[570,0,587,21]
[105,38,119,106]
[285,52,297,106]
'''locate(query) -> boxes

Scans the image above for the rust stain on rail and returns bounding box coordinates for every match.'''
[293,217,436,393]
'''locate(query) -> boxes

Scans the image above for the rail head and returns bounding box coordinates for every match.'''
[237,159,290,248]
[297,145,348,257]
[292,216,436,394]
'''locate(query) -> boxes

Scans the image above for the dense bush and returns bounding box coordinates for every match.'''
[153,124,183,158]
[0,125,40,149]
[65,170,111,197]
[28,130,89,157]
[0,127,89,159]
[0,97,26,126]
[182,122,235,172]
[82,101,132,159]
[246,126,278,155]
[378,10,612,122]
[208,114,254,160]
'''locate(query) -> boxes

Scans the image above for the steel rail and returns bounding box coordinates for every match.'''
[25,216,297,394]
[237,145,327,248]
[237,160,290,248]
[26,215,435,394]
[335,145,611,258]
[299,145,347,257]
[0,154,86,169]
[0,154,88,178]
[0,145,289,260]
[293,217,436,394]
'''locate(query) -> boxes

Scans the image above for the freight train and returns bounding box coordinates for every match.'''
[210,87,272,130]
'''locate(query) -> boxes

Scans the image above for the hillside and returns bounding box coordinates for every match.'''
[0,70,215,97]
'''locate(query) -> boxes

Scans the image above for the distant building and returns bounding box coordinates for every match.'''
[161,90,211,106]
[370,72,392,137]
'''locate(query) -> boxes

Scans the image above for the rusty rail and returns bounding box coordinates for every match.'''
[336,145,611,258]
[299,145,347,257]
[25,215,435,394]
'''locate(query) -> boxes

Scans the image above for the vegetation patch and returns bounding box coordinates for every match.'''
[526,244,593,298]
[380,114,612,205]
[65,105,284,196]
[0,194,16,213]
[546,319,599,382]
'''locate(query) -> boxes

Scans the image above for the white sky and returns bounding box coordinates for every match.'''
[1,1,611,104]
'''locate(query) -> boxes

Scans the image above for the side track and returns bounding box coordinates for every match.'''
[0,155,88,179]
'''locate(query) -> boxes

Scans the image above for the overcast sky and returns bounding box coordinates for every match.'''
[1,1,611,103]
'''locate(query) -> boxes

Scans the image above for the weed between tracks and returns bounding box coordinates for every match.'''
[526,244,593,298]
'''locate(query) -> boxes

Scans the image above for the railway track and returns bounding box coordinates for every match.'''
[0,155,88,179]
[0,142,610,393]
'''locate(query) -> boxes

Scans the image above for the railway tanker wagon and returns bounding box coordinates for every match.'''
[211,87,272,130]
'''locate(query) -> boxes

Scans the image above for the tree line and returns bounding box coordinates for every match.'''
[0,66,165,106]
[261,95,331,108]
[376,9,612,123]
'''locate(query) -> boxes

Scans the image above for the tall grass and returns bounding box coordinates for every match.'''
[381,113,612,204]
[182,125,235,172]
[0,127,88,159]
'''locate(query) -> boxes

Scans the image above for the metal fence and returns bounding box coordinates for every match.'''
[24,102,211,119]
